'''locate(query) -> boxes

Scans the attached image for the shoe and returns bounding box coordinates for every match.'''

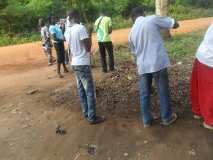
[193,114,202,120]
[143,119,153,128]
[89,116,105,125]
[161,113,178,126]
[203,122,213,131]
[143,122,152,128]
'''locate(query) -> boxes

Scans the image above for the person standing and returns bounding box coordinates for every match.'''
[94,10,114,73]
[64,10,105,124]
[128,7,179,127]
[49,16,68,78]
[38,18,54,66]
[190,22,213,131]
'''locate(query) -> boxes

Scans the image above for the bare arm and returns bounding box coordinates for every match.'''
[82,38,92,53]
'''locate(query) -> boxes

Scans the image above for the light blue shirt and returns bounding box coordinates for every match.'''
[129,15,175,75]
[49,24,64,40]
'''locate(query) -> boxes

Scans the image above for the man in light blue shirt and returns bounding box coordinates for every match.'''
[129,7,179,127]
[49,16,68,78]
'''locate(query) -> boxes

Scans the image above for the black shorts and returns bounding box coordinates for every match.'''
[54,41,65,64]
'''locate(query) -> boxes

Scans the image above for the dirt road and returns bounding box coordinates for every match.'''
[0,17,213,74]
[0,17,213,160]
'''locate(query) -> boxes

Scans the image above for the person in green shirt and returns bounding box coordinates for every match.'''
[95,10,114,73]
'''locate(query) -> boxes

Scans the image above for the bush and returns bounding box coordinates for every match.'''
[169,5,213,20]
[0,32,40,46]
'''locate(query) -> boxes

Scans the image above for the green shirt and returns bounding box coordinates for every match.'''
[95,16,112,42]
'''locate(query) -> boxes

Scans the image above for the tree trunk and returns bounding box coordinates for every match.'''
[155,0,170,39]
[78,2,89,24]
[155,0,169,16]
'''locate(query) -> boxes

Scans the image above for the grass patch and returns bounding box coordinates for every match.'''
[169,5,213,20]
[165,29,206,60]
[0,32,40,47]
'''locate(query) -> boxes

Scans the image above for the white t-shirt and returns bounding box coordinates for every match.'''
[64,24,90,66]
[129,15,175,75]
[196,23,213,67]
[41,26,50,42]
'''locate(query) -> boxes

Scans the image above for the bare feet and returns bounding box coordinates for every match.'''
[58,74,64,78]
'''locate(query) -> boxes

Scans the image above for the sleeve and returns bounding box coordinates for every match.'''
[79,25,89,40]
[154,16,175,29]
[49,26,55,35]
[128,32,136,55]
[41,28,45,37]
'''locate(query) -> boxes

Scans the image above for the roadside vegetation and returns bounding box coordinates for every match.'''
[91,29,206,66]
[0,0,212,46]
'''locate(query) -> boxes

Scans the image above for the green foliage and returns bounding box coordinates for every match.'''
[0,32,40,46]
[169,5,213,20]
[0,0,213,47]
[171,0,213,8]
[165,29,206,59]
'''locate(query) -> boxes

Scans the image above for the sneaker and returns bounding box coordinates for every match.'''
[144,122,152,128]
[193,114,202,120]
[89,116,105,125]
[203,122,213,131]
[161,113,178,126]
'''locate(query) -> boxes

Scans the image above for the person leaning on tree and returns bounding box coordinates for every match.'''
[64,10,105,125]
[49,15,69,78]
[94,9,115,73]
[128,7,179,128]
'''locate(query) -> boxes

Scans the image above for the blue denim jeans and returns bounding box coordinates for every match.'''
[139,68,172,125]
[72,65,96,122]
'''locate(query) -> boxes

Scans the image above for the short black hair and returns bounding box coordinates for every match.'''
[131,7,144,18]
[100,7,107,15]
[68,9,80,20]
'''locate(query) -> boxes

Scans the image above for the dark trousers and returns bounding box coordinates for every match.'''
[53,41,65,64]
[98,42,114,72]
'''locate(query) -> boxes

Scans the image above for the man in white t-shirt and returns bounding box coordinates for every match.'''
[64,10,105,125]
[129,7,179,127]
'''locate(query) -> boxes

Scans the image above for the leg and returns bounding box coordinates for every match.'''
[198,61,213,126]
[154,68,172,122]
[105,42,115,71]
[47,48,53,65]
[80,66,96,121]
[73,67,89,118]
[58,42,68,73]
[57,63,63,78]
[54,43,63,77]
[98,42,107,72]
[190,59,201,116]
[63,62,69,73]
[139,73,153,125]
